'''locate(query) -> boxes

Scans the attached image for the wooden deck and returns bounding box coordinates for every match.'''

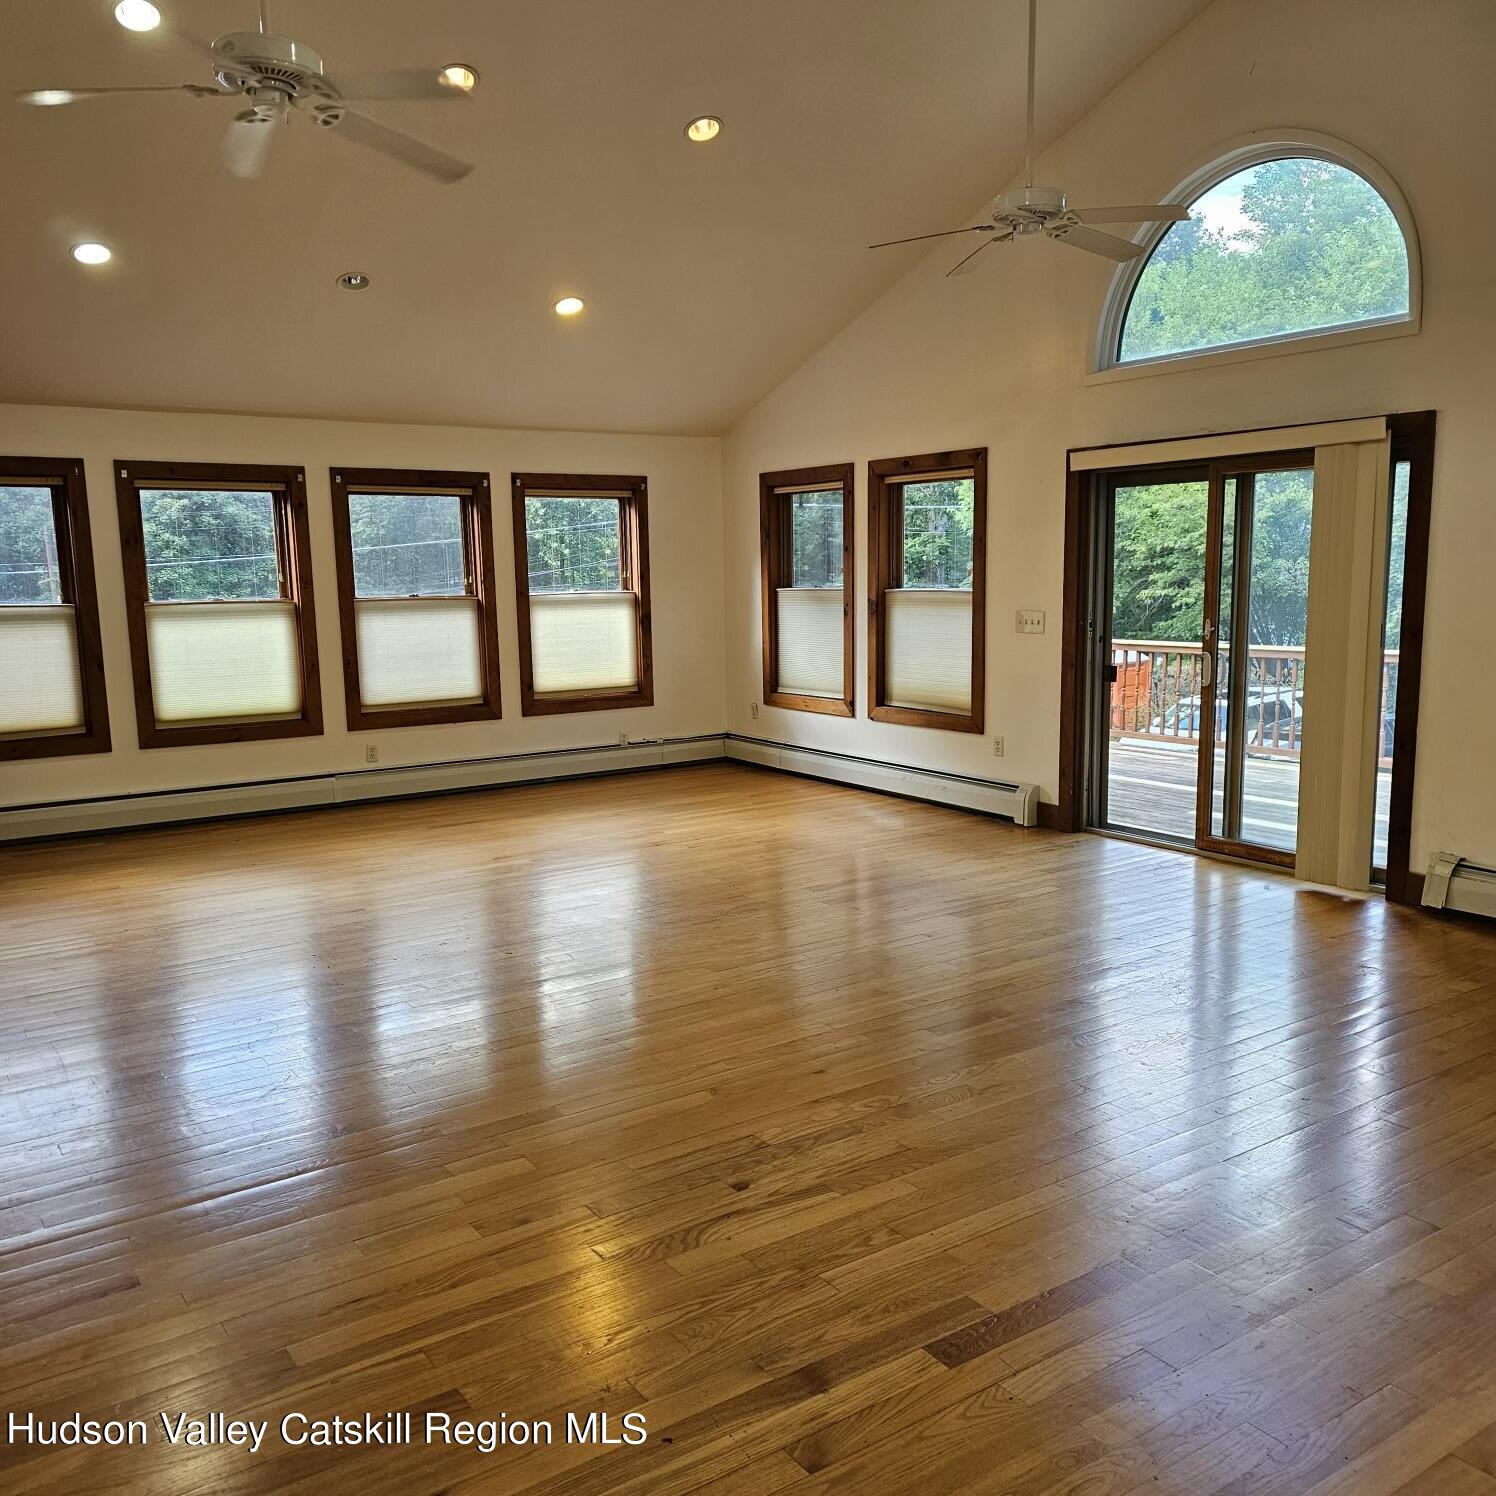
[1107,738,1394,863]
[1,762,1493,1494]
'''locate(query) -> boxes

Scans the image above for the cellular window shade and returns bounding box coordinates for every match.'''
[884,589,973,714]
[146,600,302,724]
[529,591,638,695]
[776,587,843,697]
[0,605,84,735]
[355,596,483,708]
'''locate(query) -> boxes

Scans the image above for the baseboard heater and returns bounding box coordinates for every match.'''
[1423,854,1496,921]
[0,736,725,844]
[726,733,1041,826]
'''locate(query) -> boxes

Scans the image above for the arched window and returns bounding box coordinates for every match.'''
[1103,142,1416,368]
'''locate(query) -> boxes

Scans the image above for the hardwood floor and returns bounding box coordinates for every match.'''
[3,762,1496,1495]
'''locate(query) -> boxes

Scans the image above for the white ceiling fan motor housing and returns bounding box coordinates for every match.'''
[211,32,338,104]
[991,186,1071,234]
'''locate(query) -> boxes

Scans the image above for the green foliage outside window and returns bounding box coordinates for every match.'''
[900,479,973,589]
[1120,158,1409,363]
[349,493,465,597]
[0,487,62,604]
[788,492,842,588]
[139,489,281,601]
[525,497,622,592]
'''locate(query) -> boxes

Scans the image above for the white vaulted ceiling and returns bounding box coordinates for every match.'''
[1,0,1213,434]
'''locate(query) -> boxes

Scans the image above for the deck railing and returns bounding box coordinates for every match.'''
[1111,640,1398,765]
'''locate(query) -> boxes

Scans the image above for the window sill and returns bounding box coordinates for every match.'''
[1086,315,1418,387]
[765,690,855,718]
[345,699,500,732]
[137,714,323,750]
[870,703,983,734]
[521,687,654,717]
[0,726,112,762]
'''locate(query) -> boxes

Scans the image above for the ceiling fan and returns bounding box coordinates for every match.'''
[16,1,474,184]
[870,0,1188,275]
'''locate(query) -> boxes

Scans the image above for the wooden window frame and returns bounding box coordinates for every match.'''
[867,447,987,734]
[114,459,323,749]
[328,466,502,731]
[511,472,654,716]
[0,455,111,761]
[759,462,855,717]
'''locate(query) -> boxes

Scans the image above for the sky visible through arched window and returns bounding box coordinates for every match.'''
[1118,157,1410,363]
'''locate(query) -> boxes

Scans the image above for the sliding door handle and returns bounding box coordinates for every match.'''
[1201,650,1213,690]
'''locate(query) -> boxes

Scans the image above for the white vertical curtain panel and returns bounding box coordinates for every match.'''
[355,596,483,708]
[776,587,843,697]
[146,600,302,724]
[1297,434,1392,889]
[529,591,638,695]
[0,605,84,735]
[884,588,973,714]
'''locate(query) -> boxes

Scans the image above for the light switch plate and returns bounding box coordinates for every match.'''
[1016,609,1046,635]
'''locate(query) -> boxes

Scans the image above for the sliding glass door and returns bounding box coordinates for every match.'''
[1091,454,1314,869]
[1199,458,1315,865]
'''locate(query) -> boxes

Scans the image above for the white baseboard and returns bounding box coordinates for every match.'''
[0,736,726,844]
[726,734,1041,826]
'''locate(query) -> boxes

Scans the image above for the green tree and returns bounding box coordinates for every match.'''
[901,479,973,589]
[1121,158,1409,362]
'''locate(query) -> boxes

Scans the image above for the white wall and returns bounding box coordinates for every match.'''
[0,403,723,808]
[721,0,1496,872]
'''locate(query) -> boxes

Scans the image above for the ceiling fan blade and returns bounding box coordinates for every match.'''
[869,225,997,250]
[18,83,212,105]
[222,109,280,179]
[1047,224,1146,262]
[947,232,1010,276]
[326,108,473,184]
[334,70,472,103]
[1069,203,1190,225]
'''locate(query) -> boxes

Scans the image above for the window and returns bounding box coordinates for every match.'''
[114,460,322,747]
[1109,148,1414,367]
[0,457,109,760]
[868,449,986,733]
[759,463,854,716]
[511,473,652,715]
[329,468,502,730]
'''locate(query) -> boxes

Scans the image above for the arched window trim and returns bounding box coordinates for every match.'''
[1092,131,1422,376]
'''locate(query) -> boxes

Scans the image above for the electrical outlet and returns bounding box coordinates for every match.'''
[992,736,1004,758]
[1016,608,1046,635]
[751,702,760,720]
[365,744,379,764]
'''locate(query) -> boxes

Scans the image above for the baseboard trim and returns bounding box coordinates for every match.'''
[725,733,1041,826]
[0,736,727,844]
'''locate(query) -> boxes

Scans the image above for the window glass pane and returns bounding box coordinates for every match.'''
[348,493,466,597]
[0,486,63,604]
[900,478,973,589]
[1373,460,1410,871]
[140,488,280,601]
[788,491,842,588]
[1119,158,1411,363]
[525,497,621,592]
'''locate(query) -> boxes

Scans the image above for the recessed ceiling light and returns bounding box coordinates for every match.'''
[23,89,77,107]
[554,296,585,317]
[113,0,162,32]
[684,115,722,143]
[337,272,372,291]
[438,64,479,93]
[71,242,113,266]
